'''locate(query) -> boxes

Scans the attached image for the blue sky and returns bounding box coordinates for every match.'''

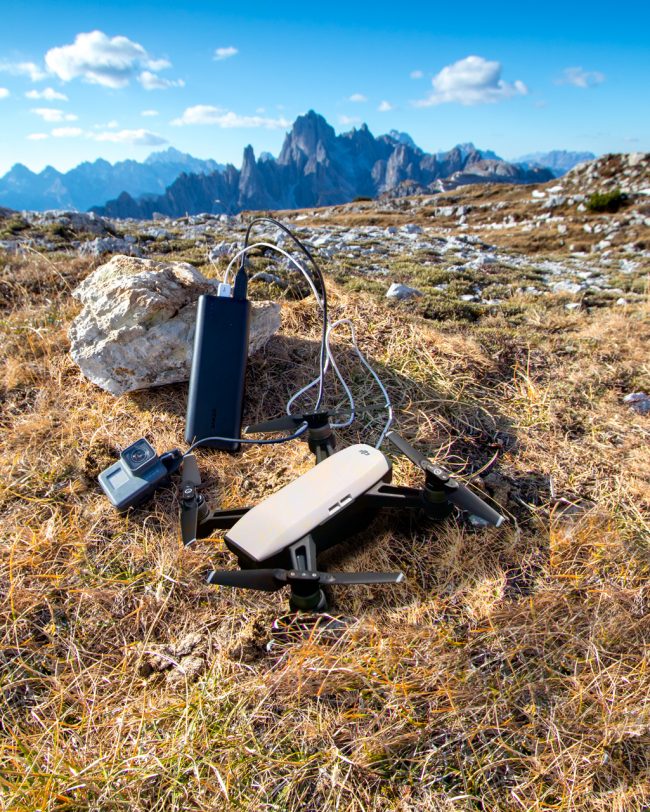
[0,0,648,175]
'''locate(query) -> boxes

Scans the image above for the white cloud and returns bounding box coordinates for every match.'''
[0,61,46,81]
[93,127,168,145]
[52,126,83,138]
[339,114,361,126]
[557,67,605,88]
[31,107,78,122]
[171,105,290,129]
[348,93,367,103]
[138,71,185,90]
[25,87,68,101]
[0,87,9,99]
[27,133,48,140]
[410,70,423,79]
[414,55,527,107]
[45,125,167,144]
[378,100,393,112]
[214,46,238,61]
[45,30,180,89]
[141,109,159,116]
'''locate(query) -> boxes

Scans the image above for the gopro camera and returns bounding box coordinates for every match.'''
[98,438,182,511]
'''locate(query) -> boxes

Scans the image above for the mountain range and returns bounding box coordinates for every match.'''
[0,112,597,217]
[0,148,223,212]
[513,150,596,175]
[94,112,556,219]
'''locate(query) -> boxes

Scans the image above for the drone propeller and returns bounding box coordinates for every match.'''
[387,431,504,527]
[206,567,405,592]
[245,410,340,435]
[180,454,203,545]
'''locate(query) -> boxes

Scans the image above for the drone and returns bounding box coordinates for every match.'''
[180,411,504,613]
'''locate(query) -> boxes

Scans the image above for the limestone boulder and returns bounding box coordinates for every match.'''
[69,255,280,395]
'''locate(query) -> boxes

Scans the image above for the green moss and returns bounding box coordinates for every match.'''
[586,189,626,213]
[0,216,30,238]
[419,295,482,323]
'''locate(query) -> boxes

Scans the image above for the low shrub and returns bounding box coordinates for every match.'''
[586,189,626,213]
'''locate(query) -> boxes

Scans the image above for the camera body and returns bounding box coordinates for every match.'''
[98,438,181,511]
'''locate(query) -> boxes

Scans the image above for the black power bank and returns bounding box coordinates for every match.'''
[185,293,251,451]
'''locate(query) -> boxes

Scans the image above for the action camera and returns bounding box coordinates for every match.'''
[98,438,182,511]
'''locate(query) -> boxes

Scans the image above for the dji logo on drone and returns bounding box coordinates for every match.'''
[358,449,370,456]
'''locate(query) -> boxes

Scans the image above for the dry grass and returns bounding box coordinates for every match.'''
[1,238,649,811]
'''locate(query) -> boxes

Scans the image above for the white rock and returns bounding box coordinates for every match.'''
[543,196,566,209]
[553,280,583,295]
[385,282,422,301]
[400,223,423,234]
[79,236,142,257]
[209,241,240,260]
[623,392,650,414]
[69,255,280,395]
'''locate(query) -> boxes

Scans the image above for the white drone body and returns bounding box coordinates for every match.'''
[226,444,390,562]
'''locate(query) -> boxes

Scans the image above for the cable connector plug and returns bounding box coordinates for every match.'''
[217,282,232,297]
[233,266,248,300]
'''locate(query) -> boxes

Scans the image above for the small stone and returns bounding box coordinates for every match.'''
[623,392,650,415]
[468,514,491,528]
[615,297,628,306]
[400,223,423,234]
[385,282,422,300]
[209,241,240,260]
[79,236,142,257]
[553,280,583,295]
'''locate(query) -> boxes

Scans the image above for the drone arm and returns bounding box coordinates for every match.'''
[357,482,424,510]
[195,506,254,537]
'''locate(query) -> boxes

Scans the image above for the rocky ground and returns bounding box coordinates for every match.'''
[1,153,648,324]
[1,153,649,811]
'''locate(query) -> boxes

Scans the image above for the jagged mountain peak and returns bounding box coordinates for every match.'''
[386,130,419,150]
[279,110,337,165]
[95,111,554,219]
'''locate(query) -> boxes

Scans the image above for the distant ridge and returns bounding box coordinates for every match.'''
[0,149,223,212]
[95,111,553,219]
[513,150,597,177]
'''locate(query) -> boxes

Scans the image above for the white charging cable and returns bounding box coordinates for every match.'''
[214,239,393,448]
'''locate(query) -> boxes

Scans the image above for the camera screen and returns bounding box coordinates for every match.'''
[107,468,129,489]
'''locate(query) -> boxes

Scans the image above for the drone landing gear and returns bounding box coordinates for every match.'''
[287,536,328,612]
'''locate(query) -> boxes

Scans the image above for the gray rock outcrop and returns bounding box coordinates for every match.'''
[69,255,280,395]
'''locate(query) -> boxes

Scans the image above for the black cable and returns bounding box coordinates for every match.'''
[184,423,308,457]
[242,216,328,410]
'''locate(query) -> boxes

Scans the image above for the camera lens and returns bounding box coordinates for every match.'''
[122,440,155,471]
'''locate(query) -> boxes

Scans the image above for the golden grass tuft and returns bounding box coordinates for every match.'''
[1,241,649,811]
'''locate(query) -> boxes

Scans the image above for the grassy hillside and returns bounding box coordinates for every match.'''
[1,170,649,810]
